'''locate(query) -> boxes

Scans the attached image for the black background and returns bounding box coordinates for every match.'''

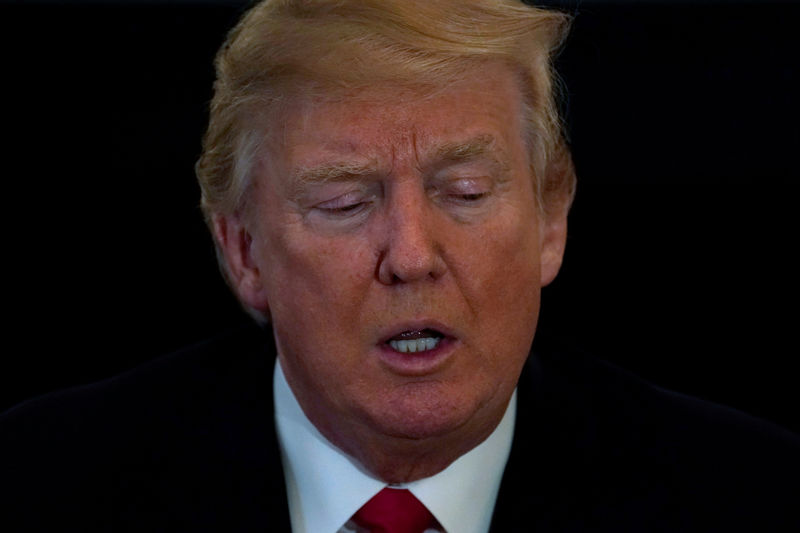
[1,1,798,434]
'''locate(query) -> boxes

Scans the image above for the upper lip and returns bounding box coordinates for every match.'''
[377,319,457,344]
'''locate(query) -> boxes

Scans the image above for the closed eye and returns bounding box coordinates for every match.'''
[314,192,374,219]
[442,190,491,209]
[438,177,492,207]
[457,192,487,202]
[319,202,366,214]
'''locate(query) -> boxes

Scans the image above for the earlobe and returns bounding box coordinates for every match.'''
[540,212,567,287]
[212,213,270,312]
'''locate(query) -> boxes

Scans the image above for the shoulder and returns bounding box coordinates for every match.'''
[2,322,273,441]
[499,337,800,532]
[529,337,799,455]
[1,322,286,531]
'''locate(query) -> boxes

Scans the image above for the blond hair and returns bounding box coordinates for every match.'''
[197,0,575,223]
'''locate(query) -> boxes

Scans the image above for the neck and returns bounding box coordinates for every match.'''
[309,402,506,484]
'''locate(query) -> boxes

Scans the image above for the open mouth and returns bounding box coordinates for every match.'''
[386,329,444,354]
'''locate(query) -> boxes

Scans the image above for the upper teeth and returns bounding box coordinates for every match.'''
[389,337,440,353]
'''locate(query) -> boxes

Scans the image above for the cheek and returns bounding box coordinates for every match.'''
[505,213,542,310]
[470,204,541,293]
[262,230,374,392]
[466,209,542,360]
[259,222,376,334]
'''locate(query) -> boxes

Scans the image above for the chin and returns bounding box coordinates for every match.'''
[363,380,492,441]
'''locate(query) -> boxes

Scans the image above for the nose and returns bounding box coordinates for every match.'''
[376,185,447,285]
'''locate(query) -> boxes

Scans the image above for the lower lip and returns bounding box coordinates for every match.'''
[377,337,456,376]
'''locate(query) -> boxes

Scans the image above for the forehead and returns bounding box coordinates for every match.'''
[268,63,527,173]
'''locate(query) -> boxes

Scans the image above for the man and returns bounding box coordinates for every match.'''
[199,0,571,528]
[2,1,798,532]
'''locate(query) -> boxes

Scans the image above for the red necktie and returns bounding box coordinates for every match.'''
[351,487,440,533]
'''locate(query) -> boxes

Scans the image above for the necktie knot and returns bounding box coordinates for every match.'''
[351,487,440,533]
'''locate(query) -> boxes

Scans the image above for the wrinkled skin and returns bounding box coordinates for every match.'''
[215,63,567,482]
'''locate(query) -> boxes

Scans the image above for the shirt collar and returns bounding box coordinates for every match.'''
[274,359,516,533]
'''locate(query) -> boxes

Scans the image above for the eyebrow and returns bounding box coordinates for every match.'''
[431,134,511,173]
[288,160,380,200]
[286,134,510,199]
[434,134,499,160]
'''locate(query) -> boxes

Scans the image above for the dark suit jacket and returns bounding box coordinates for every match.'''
[2,324,798,532]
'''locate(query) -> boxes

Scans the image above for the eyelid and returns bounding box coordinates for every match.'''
[316,191,367,210]
[309,189,379,225]
[441,176,493,195]
[298,178,374,208]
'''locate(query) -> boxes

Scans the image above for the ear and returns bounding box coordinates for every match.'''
[540,206,568,287]
[539,140,574,287]
[212,213,270,313]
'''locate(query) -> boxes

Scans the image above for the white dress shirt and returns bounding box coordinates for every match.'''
[274,359,516,533]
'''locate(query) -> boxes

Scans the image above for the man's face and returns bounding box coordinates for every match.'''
[222,63,566,478]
